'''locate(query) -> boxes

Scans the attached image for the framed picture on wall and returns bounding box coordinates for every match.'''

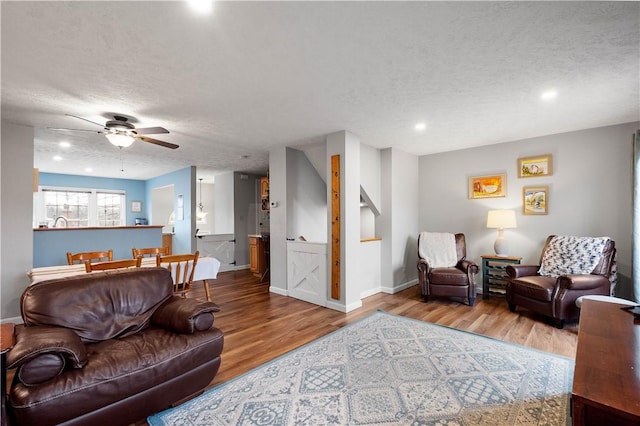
[468,173,507,199]
[131,200,142,213]
[523,186,548,215]
[518,154,553,178]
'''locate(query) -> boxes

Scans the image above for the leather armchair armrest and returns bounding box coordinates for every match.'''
[459,260,479,274]
[416,258,430,285]
[416,258,430,272]
[506,264,540,279]
[6,325,87,385]
[152,296,221,334]
[558,274,610,291]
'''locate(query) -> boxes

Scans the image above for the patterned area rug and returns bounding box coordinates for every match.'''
[148,311,573,426]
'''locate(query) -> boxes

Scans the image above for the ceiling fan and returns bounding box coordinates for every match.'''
[48,114,179,149]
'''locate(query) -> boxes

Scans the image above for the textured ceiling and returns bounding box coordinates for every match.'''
[2,1,638,182]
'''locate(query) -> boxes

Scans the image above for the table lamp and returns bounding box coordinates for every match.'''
[486,209,517,256]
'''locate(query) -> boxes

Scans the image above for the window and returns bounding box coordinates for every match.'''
[37,187,126,227]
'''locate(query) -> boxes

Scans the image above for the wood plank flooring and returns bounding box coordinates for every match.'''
[7,269,579,425]
[199,269,578,387]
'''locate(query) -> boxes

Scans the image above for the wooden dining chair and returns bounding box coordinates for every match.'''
[132,247,168,258]
[67,249,113,265]
[85,256,142,273]
[156,251,199,298]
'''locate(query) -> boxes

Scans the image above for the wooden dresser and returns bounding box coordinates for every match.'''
[572,299,640,425]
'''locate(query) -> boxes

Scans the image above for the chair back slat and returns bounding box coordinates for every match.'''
[67,249,113,265]
[156,251,199,297]
[132,247,169,258]
[85,256,142,272]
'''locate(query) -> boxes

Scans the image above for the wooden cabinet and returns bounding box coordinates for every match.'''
[572,300,640,425]
[162,233,172,255]
[249,235,267,278]
[481,254,521,298]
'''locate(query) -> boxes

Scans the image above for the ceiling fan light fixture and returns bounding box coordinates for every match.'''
[105,132,135,148]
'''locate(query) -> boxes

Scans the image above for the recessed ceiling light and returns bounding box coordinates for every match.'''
[414,122,427,131]
[59,141,71,148]
[186,0,214,15]
[53,155,62,161]
[540,90,558,100]
[85,167,93,172]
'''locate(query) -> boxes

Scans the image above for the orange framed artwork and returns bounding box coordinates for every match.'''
[469,174,507,199]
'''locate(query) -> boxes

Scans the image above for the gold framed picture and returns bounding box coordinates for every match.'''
[523,186,548,215]
[468,174,507,199]
[518,154,552,178]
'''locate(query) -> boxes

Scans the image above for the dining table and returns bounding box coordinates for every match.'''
[27,256,221,302]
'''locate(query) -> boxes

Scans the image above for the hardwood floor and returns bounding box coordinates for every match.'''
[7,269,579,426]
[198,269,578,387]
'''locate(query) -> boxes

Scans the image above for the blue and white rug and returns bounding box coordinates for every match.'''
[148,311,573,425]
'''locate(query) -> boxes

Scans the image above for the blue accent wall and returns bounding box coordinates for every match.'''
[33,227,162,267]
[39,172,147,226]
[34,169,195,265]
[146,167,195,254]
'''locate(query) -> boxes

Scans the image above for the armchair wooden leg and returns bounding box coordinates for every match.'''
[554,319,564,329]
[508,303,516,312]
[468,297,475,307]
[422,295,429,303]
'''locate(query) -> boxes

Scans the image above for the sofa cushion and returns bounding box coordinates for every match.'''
[18,353,65,386]
[429,267,469,286]
[21,268,173,343]
[510,276,557,301]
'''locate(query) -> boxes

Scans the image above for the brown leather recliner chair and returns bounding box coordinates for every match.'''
[5,268,224,426]
[417,233,478,306]
[506,235,616,328]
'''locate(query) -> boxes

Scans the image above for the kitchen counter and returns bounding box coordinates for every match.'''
[34,225,164,231]
[33,226,163,267]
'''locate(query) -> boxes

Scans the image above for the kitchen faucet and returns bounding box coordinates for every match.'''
[53,216,68,228]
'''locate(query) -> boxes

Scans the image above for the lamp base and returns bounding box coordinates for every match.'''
[494,236,509,257]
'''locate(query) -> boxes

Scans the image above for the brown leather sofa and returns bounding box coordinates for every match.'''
[506,235,616,328]
[417,233,478,306]
[4,267,224,426]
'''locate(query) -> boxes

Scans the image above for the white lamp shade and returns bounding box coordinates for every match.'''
[486,209,517,229]
[105,133,135,148]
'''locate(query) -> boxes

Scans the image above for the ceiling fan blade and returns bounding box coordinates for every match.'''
[65,114,106,128]
[47,127,105,134]
[136,135,179,149]
[134,126,169,135]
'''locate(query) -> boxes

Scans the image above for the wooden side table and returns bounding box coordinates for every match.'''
[481,254,521,299]
[1,323,15,426]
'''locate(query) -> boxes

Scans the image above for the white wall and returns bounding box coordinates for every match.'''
[419,122,638,299]
[1,122,34,320]
[360,143,381,214]
[213,172,234,234]
[380,148,419,291]
[268,146,288,293]
[151,184,174,233]
[286,147,327,243]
